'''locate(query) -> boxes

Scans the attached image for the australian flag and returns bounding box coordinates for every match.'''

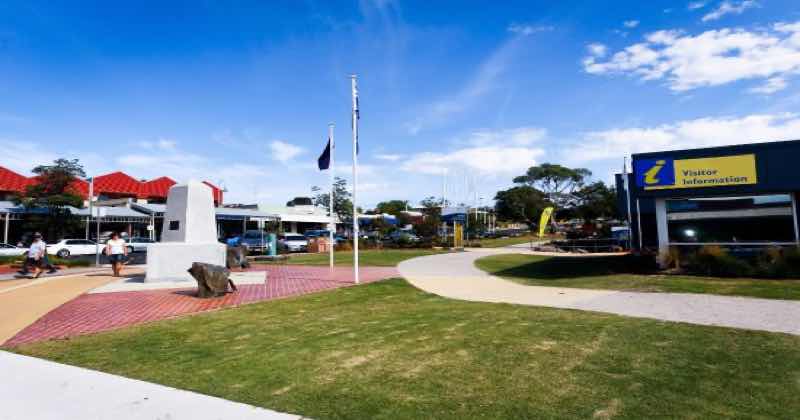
[317,137,331,170]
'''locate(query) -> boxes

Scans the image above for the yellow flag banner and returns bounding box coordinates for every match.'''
[538,207,554,238]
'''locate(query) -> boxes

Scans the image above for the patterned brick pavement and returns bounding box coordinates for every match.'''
[4,265,398,347]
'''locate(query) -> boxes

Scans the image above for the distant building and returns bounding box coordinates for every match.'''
[0,166,223,205]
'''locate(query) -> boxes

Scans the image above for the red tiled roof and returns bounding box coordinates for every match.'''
[0,167,34,193]
[141,176,176,199]
[93,171,144,197]
[0,166,222,204]
[203,181,224,204]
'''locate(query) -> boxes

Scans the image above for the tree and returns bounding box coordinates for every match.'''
[375,200,408,216]
[571,181,618,222]
[494,186,548,226]
[419,196,445,216]
[311,177,353,222]
[513,163,591,208]
[15,159,86,241]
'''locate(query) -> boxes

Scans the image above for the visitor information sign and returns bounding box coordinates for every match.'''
[635,154,757,190]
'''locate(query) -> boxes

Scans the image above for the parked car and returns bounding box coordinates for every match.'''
[0,243,28,257]
[47,239,100,258]
[278,234,308,252]
[387,231,420,243]
[240,230,271,254]
[127,237,155,253]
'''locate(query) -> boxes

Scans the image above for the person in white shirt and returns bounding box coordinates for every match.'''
[26,233,47,279]
[105,232,128,277]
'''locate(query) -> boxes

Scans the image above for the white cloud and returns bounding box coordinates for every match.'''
[748,77,787,94]
[583,22,800,93]
[0,139,58,174]
[507,23,554,36]
[565,113,800,162]
[268,140,304,163]
[688,1,708,10]
[623,20,640,29]
[401,127,546,175]
[587,43,608,58]
[401,146,544,176]
[137,138,176,151]
[463,126,547,147]
[375,153,403,161]
[702,1,759,22]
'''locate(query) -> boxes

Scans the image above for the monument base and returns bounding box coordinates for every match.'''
[145,242,227,282]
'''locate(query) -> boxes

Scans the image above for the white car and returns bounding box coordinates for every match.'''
[126,237,155,252]
[278,234,308,252]
[0,243,28,257]
[47,239,100,258]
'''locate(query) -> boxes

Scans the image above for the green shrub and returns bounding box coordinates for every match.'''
[685,246,753,278]
[0,255,24,265]
[755,247,800,278]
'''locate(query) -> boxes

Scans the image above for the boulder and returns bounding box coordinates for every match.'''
[187,262,237,298]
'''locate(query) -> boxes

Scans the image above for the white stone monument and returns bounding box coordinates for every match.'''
[145,181,226,282]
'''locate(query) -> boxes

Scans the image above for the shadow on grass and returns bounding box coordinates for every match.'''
[491,255,656,280]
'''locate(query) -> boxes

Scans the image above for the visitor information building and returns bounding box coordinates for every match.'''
[617,139,800,257]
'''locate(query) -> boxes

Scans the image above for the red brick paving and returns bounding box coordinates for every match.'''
[4,265,398,347]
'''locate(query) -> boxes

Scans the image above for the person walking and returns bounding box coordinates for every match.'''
[26,233,46,279]
[17,233,57,275]
[105,232,128,277]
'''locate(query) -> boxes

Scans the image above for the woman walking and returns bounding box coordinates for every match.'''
[26,233,47,279]
[105,232,128,277]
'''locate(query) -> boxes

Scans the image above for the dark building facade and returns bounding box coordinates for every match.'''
[616,139,800,261]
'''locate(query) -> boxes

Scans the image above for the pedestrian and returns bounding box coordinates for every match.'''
[26,233,46,279]
[105,232,128,277]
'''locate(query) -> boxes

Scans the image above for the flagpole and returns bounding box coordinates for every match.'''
[328,123,335,270]
[351,74,360,284]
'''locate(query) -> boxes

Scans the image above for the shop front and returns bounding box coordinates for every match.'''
[618,139,800,263]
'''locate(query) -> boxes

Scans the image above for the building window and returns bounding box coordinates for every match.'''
[667,194,797,244]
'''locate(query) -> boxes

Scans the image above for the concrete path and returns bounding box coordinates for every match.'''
[398,249,800,335]
[0,270,132,344]
[0,351,300,420]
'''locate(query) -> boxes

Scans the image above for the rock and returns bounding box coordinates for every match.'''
[534,245,561,253]
[187,262,236,298]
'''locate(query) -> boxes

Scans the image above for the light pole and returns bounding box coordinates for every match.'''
[86,177,93,240]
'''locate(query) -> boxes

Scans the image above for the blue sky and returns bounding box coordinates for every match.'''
[2,0,800,207]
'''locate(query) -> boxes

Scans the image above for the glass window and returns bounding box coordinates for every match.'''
[667,194,796,244]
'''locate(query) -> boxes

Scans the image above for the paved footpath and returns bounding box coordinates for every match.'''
[398,249,800,335]
[0,351,300,420]
[0,269,124,344]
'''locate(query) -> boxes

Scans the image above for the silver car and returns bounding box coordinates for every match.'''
[127,237,155,252]
[278,234,308,252]
[0,243,28,257]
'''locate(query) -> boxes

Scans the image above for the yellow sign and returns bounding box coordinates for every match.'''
[538,207,554,238]
[636,154,757,190]
[453,223,463,248]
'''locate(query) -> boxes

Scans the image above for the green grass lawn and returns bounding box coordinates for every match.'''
[262,249,445,267]
[15,279,800,419]
[466,234,540,248]
[476,254,800,300]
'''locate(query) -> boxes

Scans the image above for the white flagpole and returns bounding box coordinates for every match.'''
[351,75,360,284]
[328,123,335,270]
